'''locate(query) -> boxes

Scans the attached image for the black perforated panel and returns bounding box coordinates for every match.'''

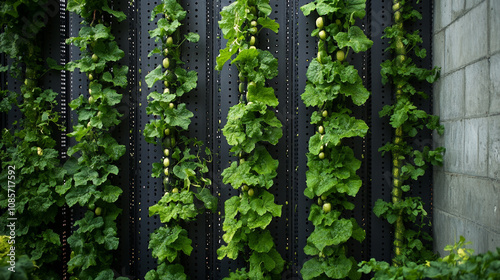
[0,0,436,279]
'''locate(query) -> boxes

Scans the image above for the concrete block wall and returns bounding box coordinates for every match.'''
[433,0,500,256]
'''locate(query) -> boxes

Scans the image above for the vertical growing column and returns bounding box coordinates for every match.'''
[216,0,284,278]
[373,0,444,266]
[299,1,372,279]
[142,0,217,279]
[62,1,129,279]
[0,1,65,278]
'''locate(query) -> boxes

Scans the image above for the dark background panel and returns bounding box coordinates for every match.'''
[369,0,395,263]
[295,0,319,276]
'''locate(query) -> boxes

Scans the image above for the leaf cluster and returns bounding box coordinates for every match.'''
[0,3,68,277]
[299,1,371,279]
[143,1,217,279]
[63,1,129,279]
[359,238,500,280]
[217,1,284,278]
[222,103,282,155]
[217,192,284,278]
[216,0,279,70]
[374,197,436,264]
[67,209,121,277]
[375,0,445,265]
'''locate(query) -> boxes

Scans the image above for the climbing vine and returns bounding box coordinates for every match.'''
[0,1,65,279]
[61,0,129,279]
[216,0,284,278]
[299,0,372,279]
[143,0,217,279]
[373,0,443,266]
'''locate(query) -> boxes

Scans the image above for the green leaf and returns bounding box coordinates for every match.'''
[323,254,352,279]
[373,199,389,217]
[246,84,278,107]
[334,26,373,53]
[150,18,182,38]
[248,230,274,253]
[234,49,279,86]
[94,41,124,62]
[165,103,194,130]
[250,190,282,217]
[101,185,123,203]
[67,0,85,15]
[185,32,200,42]
[307,219,353,251]
[102,2,126,22]
[339,78,370,105]
[257,1,273,16]
[216,44,239,71]
[102,65,128,88]
[74,166,99,187]
[301,257,324,280]
[175,68,198,96]
[300,2,317,16]
[99,134,126,160]
[46,57,64,71]
[323,111,369,145]
[146,263,187,280]
[145,64,165,88]
[257,17,279,33]
[149,225,192,263]
[95,269,115,280]
[315,1,341,16]
[195,188,217,212]
[149,192,198,222]
[74,211,104,233]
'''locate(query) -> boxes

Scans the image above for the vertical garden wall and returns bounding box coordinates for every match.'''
[0,0,436,279]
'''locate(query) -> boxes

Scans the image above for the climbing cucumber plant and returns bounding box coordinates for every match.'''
[216,0,284,278]
[61,1,130,279]
[143,0,217,279]
[373,0,443,266]
[299,0,372,279]
[0,1,66,279]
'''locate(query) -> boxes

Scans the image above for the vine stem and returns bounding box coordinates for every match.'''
[392,0,405,266]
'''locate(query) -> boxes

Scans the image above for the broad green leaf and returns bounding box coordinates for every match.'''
[340,78,370,106]
[195,188,217,212]
[145,64,165,88]
[93,41,124,62]
[257,17,279,33]
[300,2,317,16]
[175,68,198,96]
[101,185,122,203]
[334,26,373,53]
[323,254,352,279]
[248,230,274,253]
[165,103,193,130]
[102,2,126,22]
[74,211,104,233]
[301,257,324,280]
[247,84,278,107]
[307,219,353,251]
[74,167,99,187]
[149,225,193,263]
[185,32,200,42]
[316,1,341,16]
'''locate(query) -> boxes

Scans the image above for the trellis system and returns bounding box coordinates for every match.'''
[0,0,435,279]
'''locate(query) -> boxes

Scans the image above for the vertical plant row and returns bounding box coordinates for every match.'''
[61,1,129,279]
[373,0,443,266]
[0,1,66,278]
[299,1,372,279]
[216,0,284,278]
[142,0,217,279]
